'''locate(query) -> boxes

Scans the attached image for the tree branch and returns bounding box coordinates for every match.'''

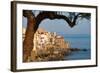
[36,11,76,28]
[72,13,81,27]
[23,10,35,18]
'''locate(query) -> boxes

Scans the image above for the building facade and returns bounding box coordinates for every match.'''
[23,28,70,52]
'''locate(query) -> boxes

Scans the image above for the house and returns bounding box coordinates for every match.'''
[33,28,49,51]
[22,28,70,52]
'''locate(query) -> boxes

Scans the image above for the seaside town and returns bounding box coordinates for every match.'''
[23,28,70,62]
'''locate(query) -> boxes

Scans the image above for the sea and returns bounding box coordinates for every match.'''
[58,33,91,60]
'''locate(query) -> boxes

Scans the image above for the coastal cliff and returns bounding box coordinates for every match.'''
[23,28,70,62]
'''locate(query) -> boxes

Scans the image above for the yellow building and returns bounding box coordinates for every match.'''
[23,28,70,52]
[55,36,70,49]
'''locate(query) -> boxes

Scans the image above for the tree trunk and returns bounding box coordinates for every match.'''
[23,16,36,62]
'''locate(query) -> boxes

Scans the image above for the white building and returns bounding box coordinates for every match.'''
[22,28,70,52]
[33,28,49,51]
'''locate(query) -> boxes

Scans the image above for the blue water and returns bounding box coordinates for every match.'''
[64,36,91,49]
[58,34,91,60]
[64,49,91,60]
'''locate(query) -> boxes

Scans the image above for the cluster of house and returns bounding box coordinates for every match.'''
[23,28,70,52]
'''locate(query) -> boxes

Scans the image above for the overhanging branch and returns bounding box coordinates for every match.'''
[36,11,77,28]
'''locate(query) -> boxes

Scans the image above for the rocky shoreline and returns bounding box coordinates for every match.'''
[29,48,70,62]
[70,48,87,51]
[27,48,87,62]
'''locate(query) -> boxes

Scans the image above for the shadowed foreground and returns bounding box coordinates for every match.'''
[29,48,70,62]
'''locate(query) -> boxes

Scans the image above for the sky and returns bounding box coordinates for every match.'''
[22,11,91,35]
